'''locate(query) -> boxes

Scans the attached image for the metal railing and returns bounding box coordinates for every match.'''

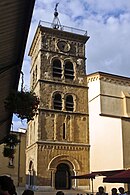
[39,20,88,36]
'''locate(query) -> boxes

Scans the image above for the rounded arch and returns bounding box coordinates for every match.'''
[64,93,76,101]
[50,56,64,67]
[28,160,35,187]
[48,155,80,190]
[29,160,34,171]
[52,90,63,98]
[64,58,74,65]
[48,154,80,171]
[27,158,34,171]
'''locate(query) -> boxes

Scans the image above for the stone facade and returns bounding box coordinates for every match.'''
[26,25,90,190]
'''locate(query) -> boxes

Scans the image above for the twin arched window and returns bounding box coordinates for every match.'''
[53,93,74,111]
[52,59,74,80]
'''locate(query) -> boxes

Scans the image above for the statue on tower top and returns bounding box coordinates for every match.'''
[52,2,62,29]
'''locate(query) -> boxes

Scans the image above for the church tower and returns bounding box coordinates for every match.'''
[26,6,90,191]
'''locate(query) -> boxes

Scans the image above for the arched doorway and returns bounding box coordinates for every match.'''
[55,163,71,189]
[28,160,35,187]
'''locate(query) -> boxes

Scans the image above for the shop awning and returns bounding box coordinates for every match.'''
[103,169,130,183]
[0,0,35,142]
[71,172,96,179]
[71,169,125,194]
[71,169,125,179]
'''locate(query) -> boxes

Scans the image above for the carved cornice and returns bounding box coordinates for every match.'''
[39,79,88,88]
[39,108,89,116]
[37,141,90,151]
[87,72,130,86]
[40,26,89,43]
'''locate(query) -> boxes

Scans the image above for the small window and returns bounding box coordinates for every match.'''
[63,123,66,139]
[8,157,14,167]
[32,72,35,86]
[35,65,37,80]
[53,93,62,110]
[53,59,62,78]
[64,61,74,80]
[65,95,74,111]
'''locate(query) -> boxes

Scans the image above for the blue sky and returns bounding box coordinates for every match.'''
[13,0,130,130]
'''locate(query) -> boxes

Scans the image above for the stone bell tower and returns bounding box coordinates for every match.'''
[26,5,90,191]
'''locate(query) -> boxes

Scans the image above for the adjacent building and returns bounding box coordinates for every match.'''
[88,72,130,192]
[0,129,26,187]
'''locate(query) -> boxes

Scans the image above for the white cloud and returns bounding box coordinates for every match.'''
[86,0,130,13]
[21,0,130,84]
[17,0,130,128]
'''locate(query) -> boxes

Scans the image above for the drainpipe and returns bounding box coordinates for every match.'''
[17,133,21,186]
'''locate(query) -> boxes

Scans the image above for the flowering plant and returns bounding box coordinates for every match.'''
[3,133,20,147]
[3,147,15,158]
[4,90,39,121]
[2,133,19,159]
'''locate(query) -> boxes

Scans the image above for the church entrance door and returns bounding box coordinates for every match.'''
[55,163,71,189]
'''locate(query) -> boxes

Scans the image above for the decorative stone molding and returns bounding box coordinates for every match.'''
[87,72,130,86]
[44,72,49,79]
[37,143,89,151]
[48,154,80,171]
[77,58,83,66]
[78,77,83,83]
[87,75,100,83]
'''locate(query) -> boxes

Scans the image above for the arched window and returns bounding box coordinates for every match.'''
[65,95,74,111]
[64,61,74,80]
[53,59,62,78]
[28,161,35,187]
[53,93,62,110]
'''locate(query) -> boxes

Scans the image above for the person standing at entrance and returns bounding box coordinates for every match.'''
[118,187,127,195]
[111,188,118,195]
[96,186,107,195]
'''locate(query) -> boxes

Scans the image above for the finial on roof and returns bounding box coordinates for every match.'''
[52,2,61,29]
[55,3,59,12]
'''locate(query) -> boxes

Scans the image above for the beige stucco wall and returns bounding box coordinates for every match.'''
[26,143,38,175]
[122,118,130,168]
[87,72,130,193]
[0,131,26,187]
[89,97,123,171]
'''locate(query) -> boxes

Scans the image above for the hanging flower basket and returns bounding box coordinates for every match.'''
[2,133,19,168]
[4,90,39,121]
[2,133,19,159]
[3,133,20,147]
[3,146,15,158]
